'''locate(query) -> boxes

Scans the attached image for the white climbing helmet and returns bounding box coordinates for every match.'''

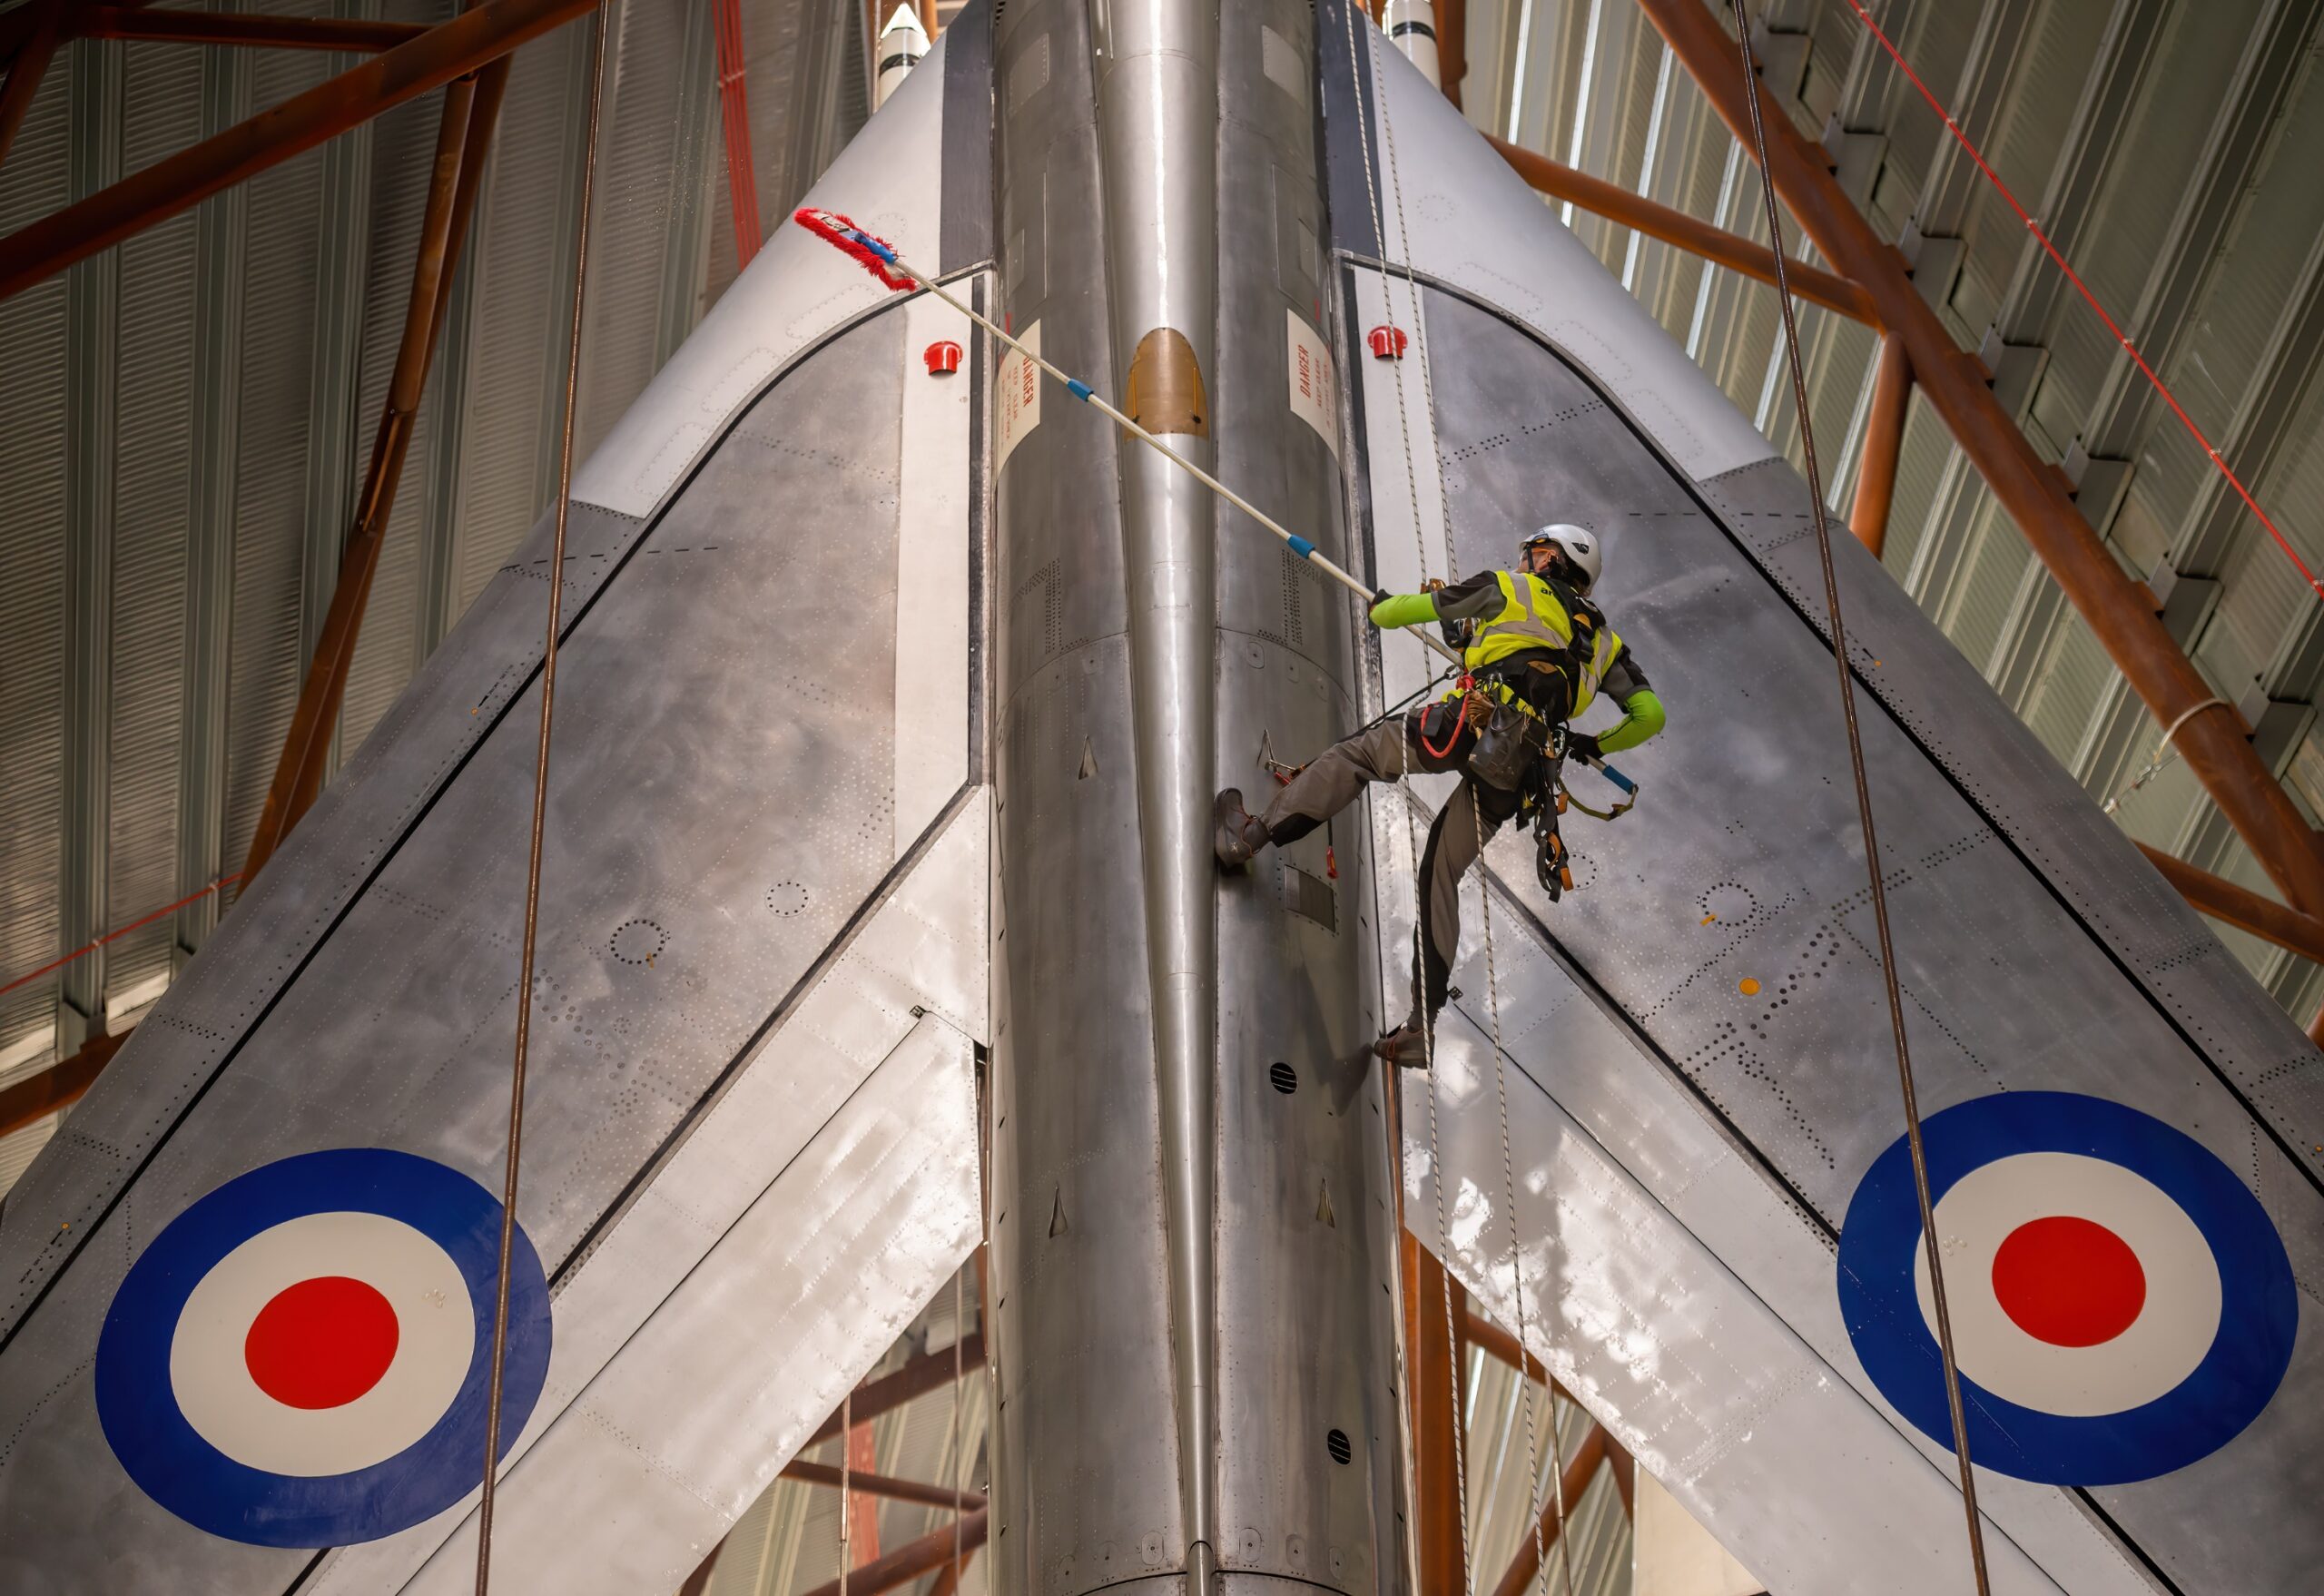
[1522,524,1601,593]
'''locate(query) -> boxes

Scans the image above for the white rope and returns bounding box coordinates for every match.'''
[1364,11,1570,1590]
[1337,1,1477,1583]
[2102,696,2229,815]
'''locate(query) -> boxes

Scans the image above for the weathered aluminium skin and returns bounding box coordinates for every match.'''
[983,1,1406,1591]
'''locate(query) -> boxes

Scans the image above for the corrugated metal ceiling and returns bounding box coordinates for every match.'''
[1469,0,2324,1029]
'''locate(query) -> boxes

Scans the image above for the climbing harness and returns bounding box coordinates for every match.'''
[475,5,610,1592]
[1732,7,1994,1591]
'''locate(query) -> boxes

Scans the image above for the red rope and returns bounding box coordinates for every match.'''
[713,0,763,270]
[1837,0,2324,602]
[0,876,240,1002]
[1420,677,1474,759]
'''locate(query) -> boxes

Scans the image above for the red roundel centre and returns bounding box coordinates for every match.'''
[243,1276,400,1410]
[1991,1215,2146,1348]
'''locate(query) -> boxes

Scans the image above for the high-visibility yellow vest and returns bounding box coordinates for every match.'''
[1462,570,1622,720]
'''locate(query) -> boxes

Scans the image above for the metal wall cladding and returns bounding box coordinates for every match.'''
[986,3,1185,1591]
[448,22,592,622]
[0,309,933,1591]
[104,40,204,1008]
[0,65,70,1054]
[1212,0,1400,1590]
[1411,277,2324,1593]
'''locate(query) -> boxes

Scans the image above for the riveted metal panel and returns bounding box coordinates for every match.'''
[0,298,983,1591]
[984,2,1189,1589]
[1212,2,1401,1590]
[1395,272,2324,1594]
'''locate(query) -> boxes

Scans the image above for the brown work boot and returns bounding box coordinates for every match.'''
[1213,788,1270,867]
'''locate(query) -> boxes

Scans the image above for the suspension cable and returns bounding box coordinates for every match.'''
[1337,3,1478,1583]
[1365,13,1569,1587]
[1732,9,1993,1592]
[472,5,610,1590]
[950,1261,965,1587]
[1835,0,2323,603]
[839,1390,853,1596]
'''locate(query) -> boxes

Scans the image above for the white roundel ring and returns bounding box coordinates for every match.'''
[96,1148,552,1548]
[1909,1152,2221,1418]
[1838,1092,2296,1486]
[169,1211,477,1476]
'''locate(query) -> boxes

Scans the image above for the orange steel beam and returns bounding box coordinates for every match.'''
[0,0,597,302]
[1605,1430,1638,1520]
[805,1332,988,1446]
[84,8,428,53]
[1401,1229,1469,1596]
[1637,0,2324,919]
[844,1421,882,1563]
[796,1509,989,1596]
[1850,332,1911,558]
[0,0,64,175]
[0,1028,128,1140]
[240,71,483,883]
[2136,842,2324,968]
[1487,132,1879,327]
[779,1461,989,1513]
[1438,0,1468,110]
[1464,1301,1570,1394]
[925,1553,972,1596]
[1486,1423,1610,1596]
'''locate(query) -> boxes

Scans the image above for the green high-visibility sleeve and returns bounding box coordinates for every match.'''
[1595,688,1666,754]
[1368,590,1440,629]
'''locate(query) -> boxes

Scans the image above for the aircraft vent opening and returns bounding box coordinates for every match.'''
[1284,864,1336,931]
[1325,1429,1352,1464]
[1269,1061,1297,1094]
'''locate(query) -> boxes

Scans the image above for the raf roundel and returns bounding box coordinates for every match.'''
[1837,1091,2296,1486]
[95,1148,553,1548]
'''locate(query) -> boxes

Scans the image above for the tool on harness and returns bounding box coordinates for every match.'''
[1521,732,1577,901]
[1465,691,1547,792]
[1420,679,1474,761]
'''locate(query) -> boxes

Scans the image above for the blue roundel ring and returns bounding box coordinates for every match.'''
[1837,1091,2295,1486]
[95,1148,552,1548]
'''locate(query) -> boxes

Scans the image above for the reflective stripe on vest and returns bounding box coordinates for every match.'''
[1460,570,1622,719]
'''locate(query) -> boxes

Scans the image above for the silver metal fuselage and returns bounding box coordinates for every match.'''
[986,1,1403,1591]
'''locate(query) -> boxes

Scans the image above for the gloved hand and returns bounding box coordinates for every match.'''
[1563,730,1601,764]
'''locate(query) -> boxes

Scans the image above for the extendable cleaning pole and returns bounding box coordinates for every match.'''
[795,207,1637,800]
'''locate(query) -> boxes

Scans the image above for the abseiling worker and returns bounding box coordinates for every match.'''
[1214,525,1665,1067]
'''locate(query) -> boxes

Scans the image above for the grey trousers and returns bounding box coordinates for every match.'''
[1259,708,1521,1020]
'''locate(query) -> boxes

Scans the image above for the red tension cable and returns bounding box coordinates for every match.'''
[0,877,241,1002]
[1837,0,2323,601]
[713,0,763,270]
